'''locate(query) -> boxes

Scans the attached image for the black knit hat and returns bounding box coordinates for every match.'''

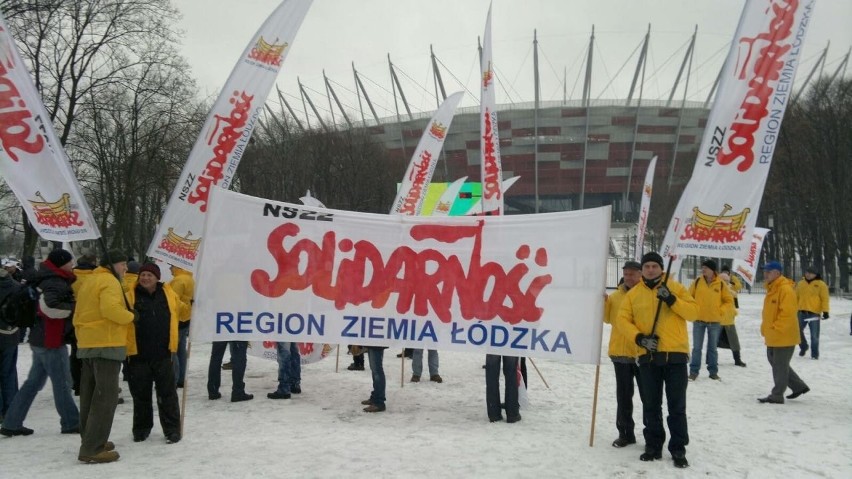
[641,252,664,268]
[47,249,74,268]
[100,249,127,267]
[701,259,718,272]
[139,263,161,280]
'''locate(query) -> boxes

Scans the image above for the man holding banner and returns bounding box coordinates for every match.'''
[616,252,698,469]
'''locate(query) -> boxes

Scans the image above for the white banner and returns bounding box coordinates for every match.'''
[635,156,657,260]
[191,188,610,363]
[479,5,504,216]
[0,15,99,241]
[390,91,463,216]
[431,176,468,217]
[661,0,815,261]
[732,227,769,286]
[147,0,313,270]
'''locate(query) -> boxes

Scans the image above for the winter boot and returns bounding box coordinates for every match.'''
[733,351,747,367]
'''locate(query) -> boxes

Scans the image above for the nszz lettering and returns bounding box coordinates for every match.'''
[262,203,333,221]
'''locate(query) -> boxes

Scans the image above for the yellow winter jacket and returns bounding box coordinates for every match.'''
[124,281,190,356]
[71,268,95,297]
[73,267,135,349]
[122,272,139,293]
[795,277,829,315]
[169,268,195,311]
[730,275,743,294]
[761,276,799,347]
[616,274,699,354]
[719,281,738,326]
[604,284,641,358]
[688,275,734,324]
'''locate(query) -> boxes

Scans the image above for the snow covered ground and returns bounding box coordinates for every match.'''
[2,293,851,478]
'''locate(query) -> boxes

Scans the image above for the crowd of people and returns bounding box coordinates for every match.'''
[0,248,839,467]
[603,253,829,469]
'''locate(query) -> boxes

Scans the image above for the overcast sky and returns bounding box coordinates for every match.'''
[173,0,852,122]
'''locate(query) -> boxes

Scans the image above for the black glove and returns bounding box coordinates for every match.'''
[656,284,676,306]
[132,310,140,324]
[635,334,659,352]
[822,312,829,320]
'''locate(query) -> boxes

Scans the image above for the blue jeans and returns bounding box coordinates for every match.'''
[411,349,439,376]
[173,327,189,385]
[0,341,18,416]
[273,342,301,394]
[689,321,721,376]
[367,348,385,407]
[797,312,820,358]
[3,345,79,432]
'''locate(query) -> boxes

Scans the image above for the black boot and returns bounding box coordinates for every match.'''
[733,351,747,367]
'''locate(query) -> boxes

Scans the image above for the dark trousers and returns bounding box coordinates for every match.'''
[207,341,248,396]
[128,357,180,437]
[69,341,81,394]
[638,361,688,455]
[613,361,643,440]
[485,354,519,419]
[766,346,807,400]
[79,358,121,456]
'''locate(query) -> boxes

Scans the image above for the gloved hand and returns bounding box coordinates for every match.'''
[132,310,140,324]
[822,312,829,320]
[656,284,676,306]
[635,333,659,352]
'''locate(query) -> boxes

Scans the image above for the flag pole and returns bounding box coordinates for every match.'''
[589,363,601,447]
[400,349,405,387]
[179,340,192,436]
[335,343,340,373]
[527,358,550,389]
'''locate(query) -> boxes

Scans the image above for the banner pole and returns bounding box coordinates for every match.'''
[589,363,601,447]
[528,358,550,389]
[400,349,405,388]
[179,339,192,436]
[335,343,340,373]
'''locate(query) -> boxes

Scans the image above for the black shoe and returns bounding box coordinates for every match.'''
[757,396,784,404]
[672,453,689,468]
[61,426,80,434]
[209,392,222,400]
[506,414,522,424]
[176,382,184,388]
[734,361,747,367]
[347,363,364,371]
[786,387,810,399]
[0,426,34,437]
[799,346,808,357]
[640,451,662,461]
[489,415,504,423]
[117,397,124,405]
[166,433,181,444]
[709,374,721,381]
[612,437,636,448]
[267,391,292,400]
[133,431,149,442]
[363,404,386,413]
[291,384,301,394]
[231,392,254,402]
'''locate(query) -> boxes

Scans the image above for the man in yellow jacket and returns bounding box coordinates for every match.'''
[616,252,699,469]
[125,263,189,444]
[168,265,195,388]
[73,249,135,463]
[758,261,810,404]
[687,259,734,381]
[795,265,830,360]
[604,260,645,448]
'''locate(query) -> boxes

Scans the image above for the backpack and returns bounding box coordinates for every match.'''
[0,282,40,329]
